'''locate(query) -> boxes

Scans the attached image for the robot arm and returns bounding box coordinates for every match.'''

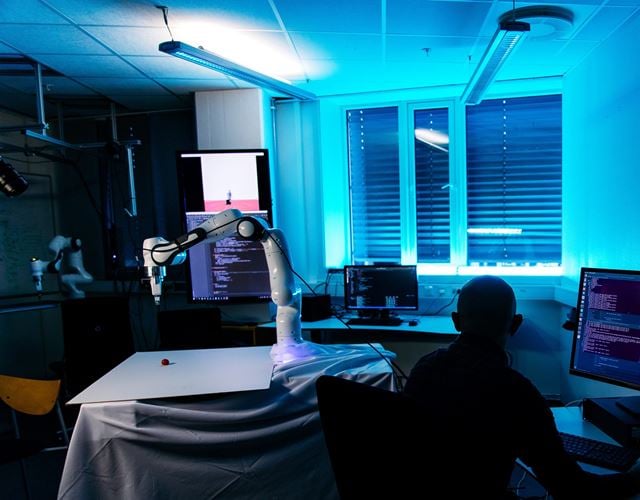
[30,236,93,298]
[142,208,314,363]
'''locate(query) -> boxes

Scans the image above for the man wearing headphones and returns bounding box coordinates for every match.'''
[404,275,640,499]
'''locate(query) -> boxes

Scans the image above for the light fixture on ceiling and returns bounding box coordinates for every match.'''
[155,6,315,101]
[461,19,530,105]
[461,5,573,106]
[159,41,316,101]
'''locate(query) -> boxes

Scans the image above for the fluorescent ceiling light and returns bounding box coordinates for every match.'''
[461,20,530,105]
[159,40,316,101]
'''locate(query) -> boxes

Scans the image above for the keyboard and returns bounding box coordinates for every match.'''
[559,431,640,471]
[345,317,403,326]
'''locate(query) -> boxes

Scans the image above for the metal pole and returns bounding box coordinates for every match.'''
[34,63,47,135]
[125,145,137,217]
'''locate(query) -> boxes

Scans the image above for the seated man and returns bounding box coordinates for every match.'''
[404,275,640,499]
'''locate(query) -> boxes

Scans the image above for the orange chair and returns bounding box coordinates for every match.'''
[0,374,69,499]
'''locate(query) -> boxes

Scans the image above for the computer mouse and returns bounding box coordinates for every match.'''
[408,319,419,326]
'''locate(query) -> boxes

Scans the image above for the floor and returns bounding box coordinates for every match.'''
[0,404,75,500]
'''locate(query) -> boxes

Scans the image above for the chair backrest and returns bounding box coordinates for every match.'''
[316,375,451,499]
[0,375,60,415]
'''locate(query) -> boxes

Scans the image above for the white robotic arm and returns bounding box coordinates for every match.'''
[142,208,316,363]
[30,236,93,298]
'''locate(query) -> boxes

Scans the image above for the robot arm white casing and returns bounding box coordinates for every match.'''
[30,236,93,298]
[142,208,312,363]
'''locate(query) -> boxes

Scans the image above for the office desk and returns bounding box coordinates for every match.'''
[258,315,458,344]
[552,406,636,474]
[57,343,396,500]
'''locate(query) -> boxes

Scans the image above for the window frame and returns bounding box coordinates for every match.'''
[341,90,563,278]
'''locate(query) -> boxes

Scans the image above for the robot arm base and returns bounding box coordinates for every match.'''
[270,340,326,365]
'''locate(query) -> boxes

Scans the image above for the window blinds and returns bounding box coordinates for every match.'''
[347,107,401,263]
[465,95,562,266]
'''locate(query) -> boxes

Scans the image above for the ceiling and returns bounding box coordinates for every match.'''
[0,0,639,120]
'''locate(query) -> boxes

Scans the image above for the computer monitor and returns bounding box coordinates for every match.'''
[344,265,418,324]
[176,149,272,303]
[570,267,640,414]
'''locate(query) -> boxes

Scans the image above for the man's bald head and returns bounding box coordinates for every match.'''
[452,275,522,344]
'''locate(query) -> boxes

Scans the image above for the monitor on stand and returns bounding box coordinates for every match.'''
[570,267,640,416]
[343,265,418,326]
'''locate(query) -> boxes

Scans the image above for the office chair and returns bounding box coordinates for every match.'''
[316,375,445,499]
[0,374,70,500]
[316,375,520,500]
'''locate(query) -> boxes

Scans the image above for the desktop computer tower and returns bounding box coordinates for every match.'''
[60,296,135,397]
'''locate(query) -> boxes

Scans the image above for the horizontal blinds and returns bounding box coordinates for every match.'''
[414,108,450,263]
[465,95,562,265]
[347,107,400,263]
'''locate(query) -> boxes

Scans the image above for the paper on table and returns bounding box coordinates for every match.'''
[67,346,274,404]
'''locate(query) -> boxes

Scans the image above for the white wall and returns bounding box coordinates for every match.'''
[557,10,640,401]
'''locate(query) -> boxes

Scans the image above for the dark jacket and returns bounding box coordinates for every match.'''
[404,333,638,499]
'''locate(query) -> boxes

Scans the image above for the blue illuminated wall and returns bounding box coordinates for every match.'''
[563,12,640,282]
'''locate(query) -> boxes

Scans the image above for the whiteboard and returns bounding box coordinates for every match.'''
[0,173,56,296]
[67,346,274,404]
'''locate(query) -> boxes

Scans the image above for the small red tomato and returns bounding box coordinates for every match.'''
[161,358,170,366]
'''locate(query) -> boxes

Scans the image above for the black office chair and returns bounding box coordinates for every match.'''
[315,375,444,499]
[316,375,517,500]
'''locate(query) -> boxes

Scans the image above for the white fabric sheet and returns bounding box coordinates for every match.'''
[58,343,397,500]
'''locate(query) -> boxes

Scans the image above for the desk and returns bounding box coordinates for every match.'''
[258,315,458,344]
[57,343,396,500]
[552,406,632,474]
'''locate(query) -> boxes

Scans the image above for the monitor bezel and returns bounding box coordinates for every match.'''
[176,148,273,304]
[343,264,419,312]
[569,266,640,391]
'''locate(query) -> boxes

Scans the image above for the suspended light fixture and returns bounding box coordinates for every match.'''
[155,6,315,101]
[159,41,316,101]
[461,5,573,105]
[461,19,530,105]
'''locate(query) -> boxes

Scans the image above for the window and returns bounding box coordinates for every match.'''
[345,94,562,274]
[466,95,562,267]
[414,107,451,263]
[346,107,400,263]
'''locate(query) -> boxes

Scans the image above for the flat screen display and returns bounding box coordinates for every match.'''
[176,149,272,303]
[344,265,419,312]
[570,267,640,391]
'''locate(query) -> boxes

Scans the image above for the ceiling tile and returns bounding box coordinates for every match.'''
[387,0,492,36]
[386,35,480,64]
[47,0,280,30]
[0,24,110,55]
[33,54,144,78]
[290,32,383,61]
[0,74,98,96]
[0,3,68,24]
[73,76,170,95]
[274,0,381,33]
[83,26,169,56]
[573,5,638,40]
